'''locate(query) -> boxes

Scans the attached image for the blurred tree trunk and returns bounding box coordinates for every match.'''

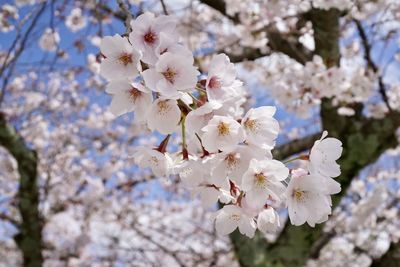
[229,8,400,267]
[0,114,43,267]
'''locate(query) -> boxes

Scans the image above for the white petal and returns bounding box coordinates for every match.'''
[147,99,181,134]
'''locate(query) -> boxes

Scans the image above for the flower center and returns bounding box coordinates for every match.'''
[244,119,259,132]
[162,67,177,84]
[208,76,221,89]
[118,53,133,66]
[217,122,230,136]
[229,214,241,221]
[157,100,170,115]
[128,87,142,102]
[72,16,81,25]
[225,153,238,169]
[144,30,157,44]
[293,190,306,202]
[254,173,266,187]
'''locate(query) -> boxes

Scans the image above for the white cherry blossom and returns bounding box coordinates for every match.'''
[211,145,269,185]
[206,54,243,102]
[105,80,152,120]
[179,157,231,207]
[215,205,257,238]
[257,207,280,234]
[309,131,343,178]
[39,28,60,52]
[147,98,181,134]
[242,159,289,208]
[201,115,245,153]
[99,35,141,81]
[285,168,334,227]
[242,106,279,150]
[142,52,199,98]
[65,8,87,32]
[133,146,172,177]
[155,32,193,60]
[129,12,177,65]
[185,101,222,136]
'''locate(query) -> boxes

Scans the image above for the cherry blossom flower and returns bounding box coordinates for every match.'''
[211,145,269,185]
[99,35,141,81]
[285,168,334,227]
[142,52,199,98]
[39,28,60,52]
[65,8,87,32]
[147,98,181,134]
[201,115,245,153]
[242,106,279,150]
[133,147,172,177]
[242,159,289,208]
[309,131,343,178]
[257,207,280,234]
[185,101,222,136]
[179,157,231,207]
[155,32,193,60]
[105,80,152,120]
[215,205,257,237]
[206,54,243,102]
[129,12,177,65]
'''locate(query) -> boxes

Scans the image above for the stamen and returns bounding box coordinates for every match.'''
[217,122,230,136]
[254,173,266,187]
[244,119,259,132]
[157,100,170,115]
[293,190,306,202]
[144,30,157,44]
[229,214,241,221]
[118,53,133,66]
[162,67,177,84]
[128,87,142,102]
[225,154,238,169]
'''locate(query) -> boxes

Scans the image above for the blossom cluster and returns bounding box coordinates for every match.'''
[98,12,343,237]
[258,55,374,117]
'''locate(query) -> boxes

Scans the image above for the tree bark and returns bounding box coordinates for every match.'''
[0,113,43,267]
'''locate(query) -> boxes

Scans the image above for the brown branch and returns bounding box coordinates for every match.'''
[198,0,240,23]
[354,19,392,112]
[0,213,20,227]
[160,0,169,15]
[272,132,321,160]
[97,3,127,22]
[0,2,47,107]
[199,0,313,64]
[116,0,132,34]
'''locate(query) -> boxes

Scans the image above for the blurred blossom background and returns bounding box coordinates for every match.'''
[0,0,399,266]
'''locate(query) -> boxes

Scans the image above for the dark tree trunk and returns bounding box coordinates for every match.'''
[0,114,43,267]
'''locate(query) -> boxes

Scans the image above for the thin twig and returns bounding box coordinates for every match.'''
[117,0,133,34]
[160,0,169,15]
[0,2,47,107]
[354,19,392,112]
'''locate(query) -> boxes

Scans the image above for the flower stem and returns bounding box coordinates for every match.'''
[283,154,309,164]
[181,114,188,160]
